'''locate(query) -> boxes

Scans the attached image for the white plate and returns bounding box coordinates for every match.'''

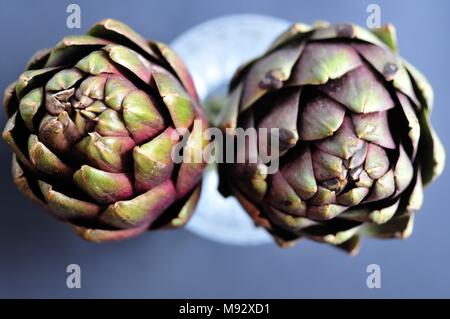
[171,14,291,245]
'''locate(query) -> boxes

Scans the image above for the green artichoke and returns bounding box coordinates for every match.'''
[218,22,445,253]
[2,19,208,242]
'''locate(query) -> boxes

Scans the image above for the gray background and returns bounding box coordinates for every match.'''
[0,0,449,298]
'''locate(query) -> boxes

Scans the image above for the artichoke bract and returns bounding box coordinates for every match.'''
[218,22,445,253]
[2,19,208,242]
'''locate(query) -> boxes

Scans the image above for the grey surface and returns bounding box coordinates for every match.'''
[0,0,449,298]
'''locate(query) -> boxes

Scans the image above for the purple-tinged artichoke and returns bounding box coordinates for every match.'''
[218,22,445,253]
[2,19,208,242]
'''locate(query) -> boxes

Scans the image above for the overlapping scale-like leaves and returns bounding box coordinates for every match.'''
[2,19,208,242]
[218,22,445,253]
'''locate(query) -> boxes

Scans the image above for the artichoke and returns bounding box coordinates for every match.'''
[2,19,208,242]
[218,22,445,253]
